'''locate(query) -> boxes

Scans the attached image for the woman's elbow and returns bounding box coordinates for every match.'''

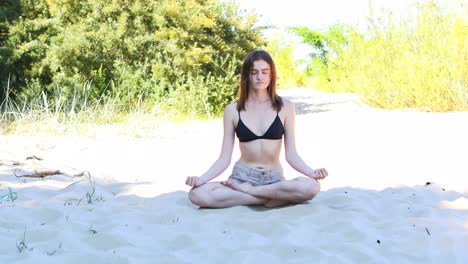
[285,152,298,164]
[217,157,231,168]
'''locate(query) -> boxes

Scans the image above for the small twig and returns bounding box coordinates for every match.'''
[0,160,22,166]
[26,155,43,161]
[15,170,62,178]
[63,178,87,189]
[16,229,28,253]
[425,227,431,236]
[71,171,87,177]
[88,225,97,234]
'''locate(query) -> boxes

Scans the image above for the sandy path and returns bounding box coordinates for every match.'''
[279,89,468,193]
[0,88,467,263]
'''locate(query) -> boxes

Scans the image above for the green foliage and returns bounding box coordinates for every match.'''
[265,30,309,88]
[291,24,347,82]
[294,0,468,111]
[158,54,239,118]
[16,230,28,253]
[0,187,18,203]
[0,1,21,78]
[1,0,265,118]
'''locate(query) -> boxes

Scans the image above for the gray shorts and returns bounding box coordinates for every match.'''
[228,161,285,186]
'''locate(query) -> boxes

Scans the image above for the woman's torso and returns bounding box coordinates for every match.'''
[234,101,285,170]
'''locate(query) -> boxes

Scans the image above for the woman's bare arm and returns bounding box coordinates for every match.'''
[283,100,328,179]
[186,103,236,186]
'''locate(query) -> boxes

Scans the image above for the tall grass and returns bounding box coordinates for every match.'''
[2,79,117,135]
[323,0,467,111]
[0,83,190,137]
[1,58,238,136]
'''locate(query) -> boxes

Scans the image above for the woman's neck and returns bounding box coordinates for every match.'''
[248,90,270,104]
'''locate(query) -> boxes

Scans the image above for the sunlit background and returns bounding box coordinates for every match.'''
[234,0,409,30]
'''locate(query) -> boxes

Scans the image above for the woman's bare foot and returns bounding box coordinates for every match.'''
[221,179,253,194]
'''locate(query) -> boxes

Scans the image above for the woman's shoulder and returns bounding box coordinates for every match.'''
[279,96,292,105]
[279,97,295,112]
[223,101,239,116]
[225,101,238,111]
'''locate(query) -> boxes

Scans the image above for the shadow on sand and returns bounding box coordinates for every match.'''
[279,90,361,115]
[1,170,466,262]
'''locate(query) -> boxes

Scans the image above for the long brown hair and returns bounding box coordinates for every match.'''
[237,50,283,112]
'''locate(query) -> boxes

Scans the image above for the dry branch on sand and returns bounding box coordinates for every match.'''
[25,156,43,161]
[14,170,62,178]
[14,170,87,178]
[1,156,87,179]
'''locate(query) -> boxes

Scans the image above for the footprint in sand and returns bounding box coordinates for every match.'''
[165,234,195,251]
[84,232,133,251]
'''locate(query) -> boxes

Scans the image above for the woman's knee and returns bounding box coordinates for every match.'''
[188,187,212,207]
[298,178,321,200]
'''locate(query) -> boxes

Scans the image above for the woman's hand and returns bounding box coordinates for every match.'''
[311,168,328,180]
[185,176,205,187]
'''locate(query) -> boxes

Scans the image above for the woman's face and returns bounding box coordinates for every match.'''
[249,59,271,91]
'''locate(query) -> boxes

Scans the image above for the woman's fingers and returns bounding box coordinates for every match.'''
[319,168,328,178]
[186,176,197,186]
[316,170,323,179]
[313,168,328,179]
[318,169,326,178]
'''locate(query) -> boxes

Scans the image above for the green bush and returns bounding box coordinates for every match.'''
[1,0,265,118]
[265,30,310,88]
[294,0,468,111]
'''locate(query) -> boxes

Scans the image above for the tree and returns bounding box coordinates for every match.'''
[291,24,347,81]
[1,0,265,114]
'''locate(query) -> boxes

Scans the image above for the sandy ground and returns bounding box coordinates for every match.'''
[1,88,467,263]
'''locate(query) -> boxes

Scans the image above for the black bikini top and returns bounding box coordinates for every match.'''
[236,111,284,142]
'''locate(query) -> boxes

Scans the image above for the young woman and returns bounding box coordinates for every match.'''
[185,50,328,208]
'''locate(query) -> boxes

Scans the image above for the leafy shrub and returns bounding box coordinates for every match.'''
[1,0,265,117]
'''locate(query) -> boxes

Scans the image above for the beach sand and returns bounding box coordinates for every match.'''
[1,88,467,263]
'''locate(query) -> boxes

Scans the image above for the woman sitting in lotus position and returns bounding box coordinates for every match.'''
[185,50,328,208]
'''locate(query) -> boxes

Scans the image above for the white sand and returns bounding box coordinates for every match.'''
[1,88,467,263]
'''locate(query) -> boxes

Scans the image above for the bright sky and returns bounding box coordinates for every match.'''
[232,0,434,58]
[233,0,464,58]
[234,0,412,32]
